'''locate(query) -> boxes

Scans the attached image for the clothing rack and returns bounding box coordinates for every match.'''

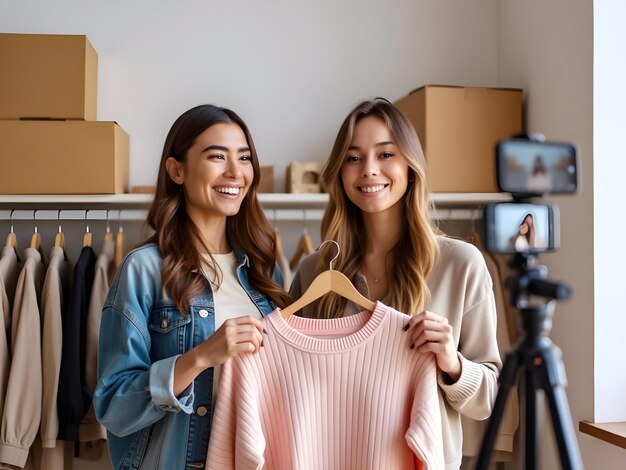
[0,209,147,222]
[0,193,508,224]
[0,207,485,223]
[432,208,484,221]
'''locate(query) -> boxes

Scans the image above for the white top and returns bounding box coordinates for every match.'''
[201,252,260,405]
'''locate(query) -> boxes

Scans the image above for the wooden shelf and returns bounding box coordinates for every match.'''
[0,192,511,209]
[579,421,626,449]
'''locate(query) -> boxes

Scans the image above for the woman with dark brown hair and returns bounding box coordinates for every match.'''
[94,104,290,470]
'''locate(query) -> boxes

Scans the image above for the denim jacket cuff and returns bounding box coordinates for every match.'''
[150,355,195,414]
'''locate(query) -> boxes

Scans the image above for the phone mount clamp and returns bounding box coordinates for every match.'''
[474,252,583,470]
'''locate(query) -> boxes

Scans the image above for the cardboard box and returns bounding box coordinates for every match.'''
[286,162,323,193]
[0,120,128,194]
[394,85,523,192]
[0,33,98,120]
[258,166,274,193]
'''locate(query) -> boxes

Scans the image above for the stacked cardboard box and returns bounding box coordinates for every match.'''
[394,85,523,193]
[0,33,129,194]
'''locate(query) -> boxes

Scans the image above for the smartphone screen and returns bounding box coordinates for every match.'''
[484,203,559,254]
[496,139,577,195]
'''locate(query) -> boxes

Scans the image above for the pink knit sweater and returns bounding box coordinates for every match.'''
[207,302,444,470]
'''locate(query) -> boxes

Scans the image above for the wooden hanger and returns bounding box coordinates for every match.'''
[5,210,19,256]
[53,227,65,249]
[5,231,17,250]
[104,210,113,242]
[80,210,92,247]
[29,228,41,251]
[289,230,314,270]
[29,211,42,252]
[53,211,65,250]
[114,226,124,270]
[281,240,376,318]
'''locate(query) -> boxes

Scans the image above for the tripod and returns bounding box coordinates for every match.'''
[474,254,583,470]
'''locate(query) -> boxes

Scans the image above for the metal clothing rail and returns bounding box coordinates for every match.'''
[0,208,483,223]
[0,209,329,222]
[431,208,484,221]
[0,209,148,222]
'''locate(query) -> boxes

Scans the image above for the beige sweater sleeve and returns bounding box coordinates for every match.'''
[430,238,501,419]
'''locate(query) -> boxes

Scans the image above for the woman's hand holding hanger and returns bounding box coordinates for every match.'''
[174,315,265,396]
[404,310,462,383]
[196,316,265,369]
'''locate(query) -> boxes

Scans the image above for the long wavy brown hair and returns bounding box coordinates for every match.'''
[316,99,440,318]
[145,104,291,313]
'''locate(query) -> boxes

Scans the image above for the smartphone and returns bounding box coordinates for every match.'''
[496,139,578,195]
[484,202,560,255]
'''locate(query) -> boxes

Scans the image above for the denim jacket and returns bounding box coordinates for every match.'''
[94,244,280,470]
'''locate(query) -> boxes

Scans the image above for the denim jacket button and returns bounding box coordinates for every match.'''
[198,309,209,318]
[160,319,168,328]
[196,406,208,416]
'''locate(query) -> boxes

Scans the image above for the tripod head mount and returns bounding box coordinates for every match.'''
[506,252,571,307]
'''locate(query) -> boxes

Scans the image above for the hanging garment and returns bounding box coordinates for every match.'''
[57,246,96,443]
[289,232,314,271]
[39,246,71,469]
[0,246,20,423]
[274,231,292,290]
[0,248,45,468]
[0,246,20,337]
[207,302,444,470]
[78,239,114,459]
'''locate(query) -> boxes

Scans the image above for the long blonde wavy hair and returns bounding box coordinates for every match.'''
[316,99,440,318]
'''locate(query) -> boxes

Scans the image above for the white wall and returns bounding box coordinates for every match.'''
[499,0,625,468]
[2,0,498,192]
[593,0,626,425]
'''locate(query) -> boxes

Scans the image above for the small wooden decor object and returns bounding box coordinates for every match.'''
[258,166,274,193]
[286,162,323,193]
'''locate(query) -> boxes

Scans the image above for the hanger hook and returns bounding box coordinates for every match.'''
[33,210,38,233]
[85,209,90,233]
[57,209,62,233]
[301,209,308,234]
[316,239,340,270]
[9,209,16,233]
[106,210,111,233]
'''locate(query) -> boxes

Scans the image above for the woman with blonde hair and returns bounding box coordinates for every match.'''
[95,104,290,469]
[290,98,501,469]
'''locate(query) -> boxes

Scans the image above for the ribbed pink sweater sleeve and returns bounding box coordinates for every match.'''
[207,302,444,470]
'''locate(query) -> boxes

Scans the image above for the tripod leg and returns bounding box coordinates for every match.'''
[474,350,521,470]
[538,348,584,470]
[523,366,537,470]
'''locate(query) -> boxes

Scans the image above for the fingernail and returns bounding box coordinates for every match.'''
[263,328,269,335]
[402,324,409,332]
[410,343,415,350]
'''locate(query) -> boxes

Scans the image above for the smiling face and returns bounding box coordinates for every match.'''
[340,116,410,217]
[166,122,254,228]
